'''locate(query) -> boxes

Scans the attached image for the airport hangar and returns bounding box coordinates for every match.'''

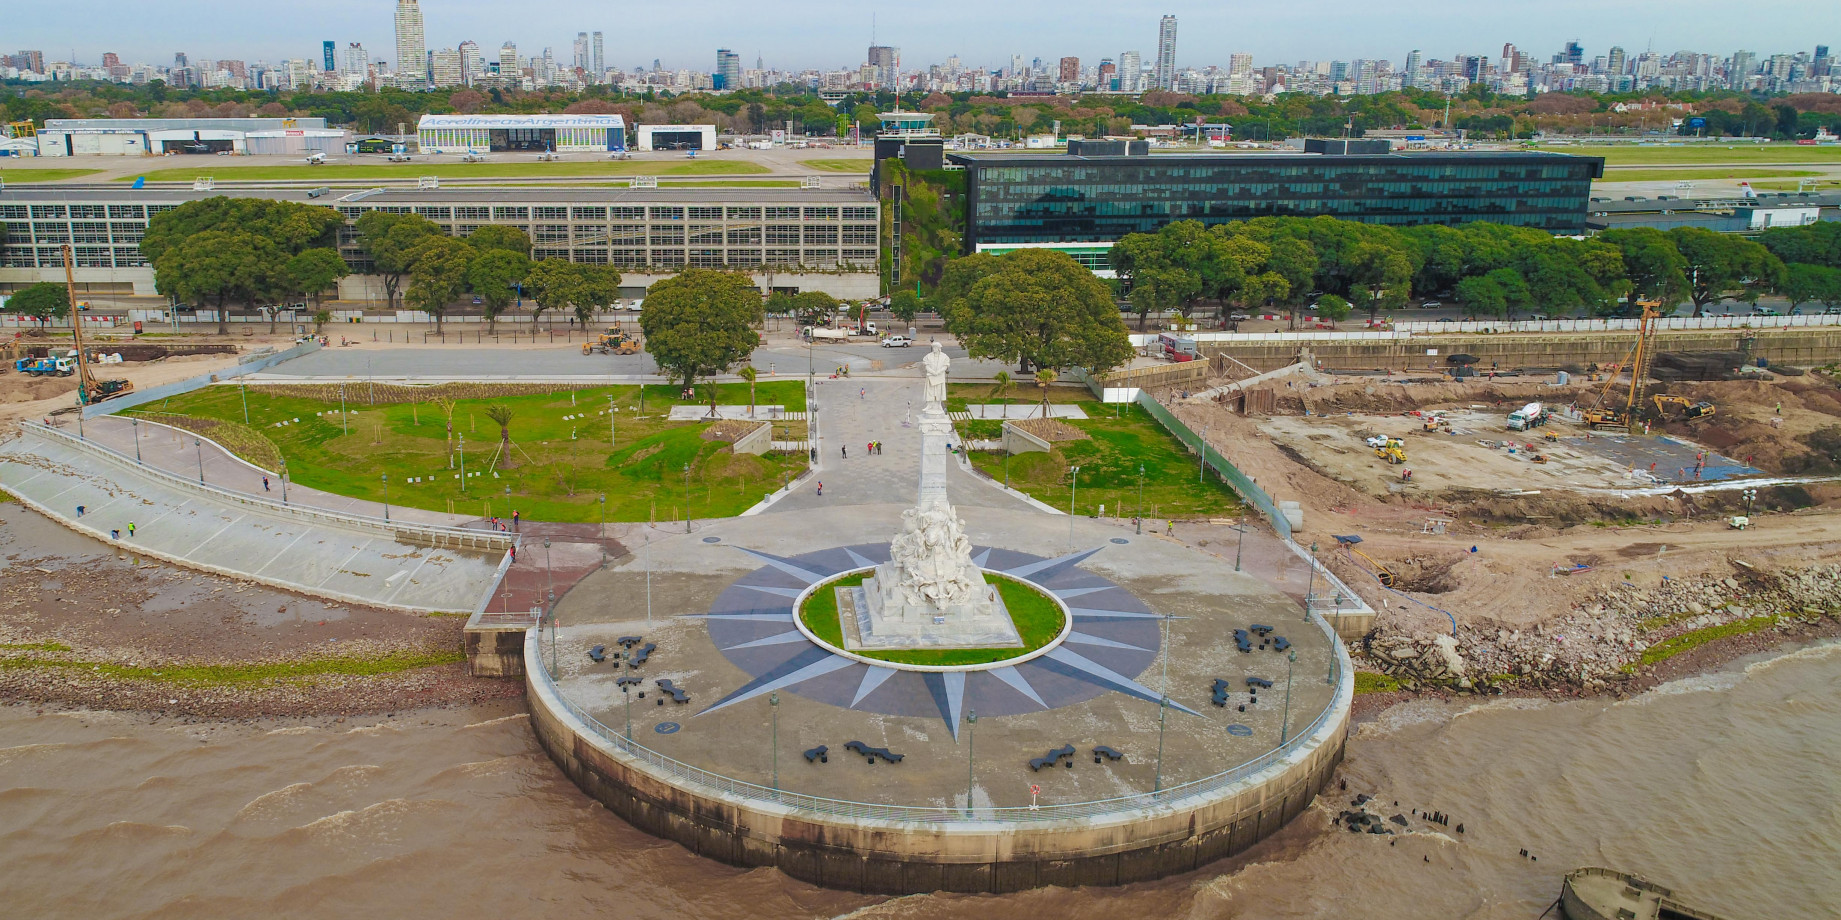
[31,117,348,157]
[416,113,628,154]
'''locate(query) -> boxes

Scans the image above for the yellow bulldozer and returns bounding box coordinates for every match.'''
[582,327,641,356]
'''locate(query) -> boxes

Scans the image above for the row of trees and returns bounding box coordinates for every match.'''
[1102,215,1832,326]
[141,198,349,334]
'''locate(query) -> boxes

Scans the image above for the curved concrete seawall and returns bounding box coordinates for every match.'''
[523,631,1353,893]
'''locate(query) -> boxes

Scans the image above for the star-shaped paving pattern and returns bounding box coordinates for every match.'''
[690,543,1197,738]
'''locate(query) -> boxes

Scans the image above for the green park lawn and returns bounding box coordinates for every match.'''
[1530,143,1841,166]
[949,383,1246,521]
[799,572,1065,666]
[800,158,872,172]
[133,381,808,523]
[0,168,105,182]
[1596,167,1823,182]
[117,159,771,182]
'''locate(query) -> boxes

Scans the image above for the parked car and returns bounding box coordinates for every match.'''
[1420,300,1442,308]
[880,335,912,348]
[1752,307,1780,316]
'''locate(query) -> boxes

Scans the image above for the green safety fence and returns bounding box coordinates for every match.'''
[1133,391,1292,540]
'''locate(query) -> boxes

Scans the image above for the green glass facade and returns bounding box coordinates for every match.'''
[949,152,1605,249]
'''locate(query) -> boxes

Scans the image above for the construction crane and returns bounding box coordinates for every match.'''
[1582,304,1660,431]
[59,244,134,406]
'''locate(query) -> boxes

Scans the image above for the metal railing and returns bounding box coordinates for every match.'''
[530,611,1348,826]
[17,422,512,553]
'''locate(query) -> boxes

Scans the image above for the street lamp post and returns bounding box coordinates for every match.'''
[381,473,390,521]
[130,418,141,464]
[770,692,781,792]
[1234,517,1246,572]
[193,437,204,483]
[599,494,607,556]
[1199,425,1208,482]
[280,461,288,504]
[1154,614,1172,792]
[458,435,466,493]
[644,525,653,626]
[608,395,616,448]
[1304,541,1319,620]
[1069,465,1081,547]
[1137,464,1144,535]
[545,537,557,676]
[339,385,348,436]
[683,462,692,533]
[1280,649,1297,743]
[623,684,633,741]
[241,382,250,425]
[964,710,977,817]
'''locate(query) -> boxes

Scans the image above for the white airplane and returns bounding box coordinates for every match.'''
[460,149,490,163]
[305,152,326,165]
[387,152,413,162]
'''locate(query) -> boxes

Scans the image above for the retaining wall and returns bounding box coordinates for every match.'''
[523,632,1351,894]
[1202,328,1841,374]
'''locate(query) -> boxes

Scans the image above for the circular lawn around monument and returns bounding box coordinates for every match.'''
[798,571,1066,667]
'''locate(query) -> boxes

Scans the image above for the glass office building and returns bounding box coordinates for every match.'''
[949,151,1605,249]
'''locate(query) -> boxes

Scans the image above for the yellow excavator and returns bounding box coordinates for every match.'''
[1652,395,1716,421]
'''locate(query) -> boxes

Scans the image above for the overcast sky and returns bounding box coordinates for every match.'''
[12,0,1836,71]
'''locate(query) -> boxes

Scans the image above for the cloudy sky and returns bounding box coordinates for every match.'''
[12,0,1836,71]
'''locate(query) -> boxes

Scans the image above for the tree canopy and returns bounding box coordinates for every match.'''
[3,282,70,325]
[638,269,764,389]
[354,211,442,310]
[941,249,1133,375]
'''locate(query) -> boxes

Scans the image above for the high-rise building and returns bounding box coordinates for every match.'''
[458,41,483,84]
[1563,40,1584,67]
[1154,15,1178,90]
[1119,50,1141,92]
[322,41,336,72]
[430,48,463,87]
[1228,52,1253,76]
[1402,49,1422,87]
[341,43,369,76]
[1814,45,1831,77]
[1097,59,1116,90]
[1058,56,1080,84]
[500,42,520,78]
[573,32,589,72]
[593,32,604,77]
[394,0,427,85]
[1730,50,1758,85]
[715,49,740,89]
[101,52,121,69]
[868,45,898,89]
[173,51,187,68]
[1606,46,1627,75]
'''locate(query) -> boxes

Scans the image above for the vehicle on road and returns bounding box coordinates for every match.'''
[881,335,912,348]
[805,326,849,342]
[1420,301,1442,308]
[15,356,74,377]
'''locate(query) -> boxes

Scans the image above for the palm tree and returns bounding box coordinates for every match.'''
[432,397,457,447]
[1034,367,1056,419]
[992,370,1011,403]
[738,366,758,417]
[484,403,518,469]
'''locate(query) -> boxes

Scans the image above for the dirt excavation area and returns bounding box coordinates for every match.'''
[0,348,249,427]
[1171,368,1841,696]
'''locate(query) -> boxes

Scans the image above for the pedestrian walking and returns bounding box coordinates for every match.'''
[859,387,865,400]
[842,445,848,459]
[866,441,873,456]
[128,521,136,537]
[816,481,823,496]
[510,545,517,563]
[512,509,520,532]
[262,476,270,492]
[1167,520,1176,537]
[1776,402,1782,416]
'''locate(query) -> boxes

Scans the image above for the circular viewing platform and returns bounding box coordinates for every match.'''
[527,504,1351,893]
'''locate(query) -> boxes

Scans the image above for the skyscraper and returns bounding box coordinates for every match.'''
[394,0,426,86]
[1563,40,1584,67]
[1059,57,1080,84]
[341,43,369,75]
[1606,46,1627,75]
[322,41,336,72]
[592,32,604,77]
[573,33,589,72]
[499,42,519,78]
[1402,49,1422,87]
[1098,58,1116,89]
[1154,15,1178,90]
[715,49,740,89]
[458,41,482,84]
[1119,50,1141,92]
[868,45,898,89]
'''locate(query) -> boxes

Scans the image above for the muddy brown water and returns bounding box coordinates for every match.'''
[2,639,1835,919]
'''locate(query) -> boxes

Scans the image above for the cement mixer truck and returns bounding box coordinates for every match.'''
[1506,402,1549,431]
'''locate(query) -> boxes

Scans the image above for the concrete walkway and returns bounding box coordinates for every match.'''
[76,414,468,527]
[0,430,501,613]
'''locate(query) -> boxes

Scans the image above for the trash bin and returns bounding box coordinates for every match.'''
[132,320,143,334]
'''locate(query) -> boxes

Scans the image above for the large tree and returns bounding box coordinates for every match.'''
[638,269,764,390]
[403,236,474,332]
[466,225,533,257]
[942,249,1133,376]
[3,282,70,327]
[354,211,442,311]
[1597,227,1689,313]
[465,249,532,333]
[153,230,287,334]
[1783,263,1841,311]
[1758,221,1841,270]
[282,248,350,333]
[1667,227,1786,316]
[142,198,341,266]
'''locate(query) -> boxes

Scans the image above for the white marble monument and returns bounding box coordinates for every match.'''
[845,343,1022,650]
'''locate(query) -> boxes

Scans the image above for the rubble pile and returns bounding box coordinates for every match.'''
[1361,564,1841,693]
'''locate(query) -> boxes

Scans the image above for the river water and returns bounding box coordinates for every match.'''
[2,641,1835,919]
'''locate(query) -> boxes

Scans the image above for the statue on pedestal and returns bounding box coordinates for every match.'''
[922,342,950,409]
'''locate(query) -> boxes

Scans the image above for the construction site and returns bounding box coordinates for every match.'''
[1135,319,1841,695]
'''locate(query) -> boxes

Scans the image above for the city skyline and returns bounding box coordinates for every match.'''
[5,0,1837,75]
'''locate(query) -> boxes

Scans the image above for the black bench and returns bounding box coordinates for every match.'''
[1092,745,1124,764]
[654,679,689,704]
[588,644,606,663]
[1249,624,1274,636]
[1273,636,1291,651]
[1245,676,1274,690]
[844,740,902,764]
[804,745,829,764]
[629,643,655,668]
[1029,744,1077,771]
[1234,629,1252,653]
[1212,678,1232,707]
[616,636,643,648]
[615,676,643,689]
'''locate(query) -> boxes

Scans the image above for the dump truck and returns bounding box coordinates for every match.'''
[1506,402,1548,431]
[16,356,74,376]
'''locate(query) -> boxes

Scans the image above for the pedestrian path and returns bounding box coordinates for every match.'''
[0,430,501,613]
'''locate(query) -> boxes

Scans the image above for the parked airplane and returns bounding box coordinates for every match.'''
[305,152,326,165]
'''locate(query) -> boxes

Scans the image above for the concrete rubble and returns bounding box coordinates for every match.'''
[1359,563,1841,693]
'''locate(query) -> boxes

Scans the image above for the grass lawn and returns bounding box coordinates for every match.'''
[800,158,872,172]
[949,383,1246,520]
[134,381,808,523]
[0,168,105,182]
[118,159,771,182]
[1597,167,1822,182]
[799,572,1065,666]
[1529,144,1841,166]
